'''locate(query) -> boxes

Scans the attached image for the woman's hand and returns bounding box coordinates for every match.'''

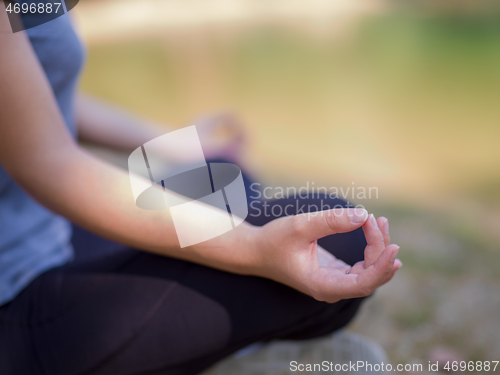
[192,112,246,162]
[248,209,401,303]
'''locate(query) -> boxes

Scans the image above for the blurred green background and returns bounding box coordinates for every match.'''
[75,0,500,370]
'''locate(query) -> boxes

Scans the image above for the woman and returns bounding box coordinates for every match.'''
[0,5,401,375]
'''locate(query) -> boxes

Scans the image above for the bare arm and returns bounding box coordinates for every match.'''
[76,93,169,151]
[75,94,247,165]
[0,9,401,302]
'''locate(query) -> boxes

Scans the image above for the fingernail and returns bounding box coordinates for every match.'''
[350,208,368,224]
[382,218,389,235]
[370,213,377,225]
[390,246,400,262]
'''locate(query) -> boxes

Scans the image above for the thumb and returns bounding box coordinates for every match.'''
[290,208,369,243]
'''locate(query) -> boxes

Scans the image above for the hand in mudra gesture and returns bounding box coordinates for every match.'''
[252,208,401,303]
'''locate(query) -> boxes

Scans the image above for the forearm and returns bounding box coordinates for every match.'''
[76,93,170,151]
[12,138,260,275]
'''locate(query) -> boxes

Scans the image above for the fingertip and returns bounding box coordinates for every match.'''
[390,245,400,262]
[362,213,376,230]
[377,216,389,233]
[374,244,399,267]
[377,216,387,225]
[348,208,368,224]
[391,246,399,262]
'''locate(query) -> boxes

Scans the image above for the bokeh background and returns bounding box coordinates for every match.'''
[74,0,500,372]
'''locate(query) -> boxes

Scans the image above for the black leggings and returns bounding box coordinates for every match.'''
[0,172,367,375]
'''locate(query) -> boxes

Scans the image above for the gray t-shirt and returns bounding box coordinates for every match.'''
[0,13,85,305]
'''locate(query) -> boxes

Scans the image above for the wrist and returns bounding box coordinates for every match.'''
[189,221,264,276]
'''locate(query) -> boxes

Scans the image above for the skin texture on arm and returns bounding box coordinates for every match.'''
[0,8,401,303]
[76,93,170,151]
